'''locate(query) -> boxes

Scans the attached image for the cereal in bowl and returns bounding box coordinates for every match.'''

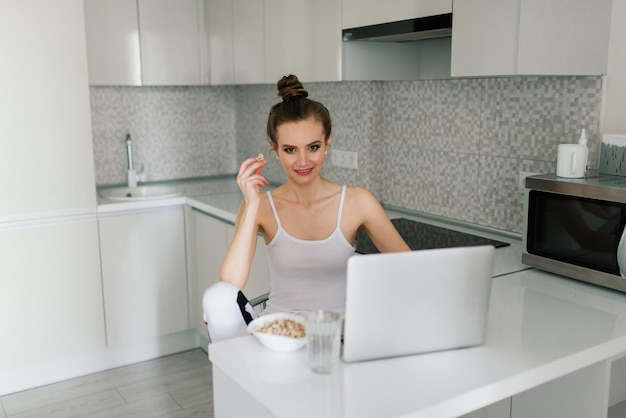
[255,318,305,339]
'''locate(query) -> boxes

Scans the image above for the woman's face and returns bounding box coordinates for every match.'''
[274,117,331,184]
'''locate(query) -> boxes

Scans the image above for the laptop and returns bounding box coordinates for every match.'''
[342,245,495,363]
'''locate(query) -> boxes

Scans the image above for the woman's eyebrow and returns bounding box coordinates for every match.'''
[281,140,323,148]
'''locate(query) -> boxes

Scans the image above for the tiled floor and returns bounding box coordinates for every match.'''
[0,349,213,418]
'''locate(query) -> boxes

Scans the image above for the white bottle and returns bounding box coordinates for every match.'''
[578,128,587,146]
[578,128,589,171]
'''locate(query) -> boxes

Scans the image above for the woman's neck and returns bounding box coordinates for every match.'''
[284,178,329,208]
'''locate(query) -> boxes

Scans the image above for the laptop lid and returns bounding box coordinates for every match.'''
[342,245,495,363]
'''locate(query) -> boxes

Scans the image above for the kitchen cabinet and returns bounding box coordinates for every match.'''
[206,0,265,84]
[138,0,205,85]
[342,0,451,29]
[460,399,510,418]
[84,0,207,86]
[264,0,342,83]
[83,0,141,86]
[451,0,612,77]
[2,0,96,216]
[99,206,189,347]
[191,209,270,338]
[206,0,234,85]
[191,209,228,337]
[0,220,105,393]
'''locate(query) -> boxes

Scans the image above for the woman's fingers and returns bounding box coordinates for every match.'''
[237,157,258,176]
[236,173,269,191]
[243,174,270,187]
[238,156,268,177]
[235,156,270,204]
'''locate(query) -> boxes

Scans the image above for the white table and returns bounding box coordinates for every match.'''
[209,269,626,418]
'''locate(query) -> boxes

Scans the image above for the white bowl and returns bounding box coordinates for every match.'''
[247,313,307,352]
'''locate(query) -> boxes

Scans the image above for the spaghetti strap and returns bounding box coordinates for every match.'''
[336,185,347,226]
[266,191,282,228]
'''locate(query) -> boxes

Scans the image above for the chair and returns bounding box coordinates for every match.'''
[249,292,269,314]
[203,284,270,342]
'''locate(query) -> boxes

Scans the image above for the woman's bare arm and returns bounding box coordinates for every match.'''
[354,188,410,253]
[218,156,268,289]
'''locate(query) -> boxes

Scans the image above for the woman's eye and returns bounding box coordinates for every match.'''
[309,144,321,151]
[283,147,295,153]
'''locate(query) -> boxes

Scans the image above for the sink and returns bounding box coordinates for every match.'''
[99,185,182,201]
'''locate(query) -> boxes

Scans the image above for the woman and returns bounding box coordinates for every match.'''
[203,75,409,342]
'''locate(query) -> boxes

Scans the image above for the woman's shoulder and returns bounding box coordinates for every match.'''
[344,186,385,217]
[345,185,378,202]
[264,184,292,201]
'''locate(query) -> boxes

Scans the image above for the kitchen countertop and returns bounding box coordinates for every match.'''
[209,268,626,417]
[97,176,243,220]
[97,177,529,277]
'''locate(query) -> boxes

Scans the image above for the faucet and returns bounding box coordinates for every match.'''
[125,133,140,187]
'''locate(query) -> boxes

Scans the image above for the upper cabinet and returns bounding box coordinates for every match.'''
[342,0,451,29]
[84,0,613,85]
[84,0,206,86]
[451,0,612,77]
[209,0,341,84]
[138,0,205,85]
[85,0,338,85]
[84,0,141,86]
[207,0,265,85]
[264,0,342,83]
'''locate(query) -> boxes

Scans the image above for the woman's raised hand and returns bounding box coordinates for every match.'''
[236,155,269,206]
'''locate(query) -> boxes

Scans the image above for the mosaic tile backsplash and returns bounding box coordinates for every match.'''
[90,76,602,234]
[90,86,237,183]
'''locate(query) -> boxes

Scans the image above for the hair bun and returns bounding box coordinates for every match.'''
[277,74,309,102]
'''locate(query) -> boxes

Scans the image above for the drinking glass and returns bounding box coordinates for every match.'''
[305,310,342,373]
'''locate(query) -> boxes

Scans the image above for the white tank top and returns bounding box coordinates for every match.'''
[263,185,355,315]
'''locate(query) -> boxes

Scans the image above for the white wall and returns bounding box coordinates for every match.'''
[601,0,626,135]
[598,1,626,406]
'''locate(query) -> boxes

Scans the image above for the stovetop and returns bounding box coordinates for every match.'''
[355,218,510,254]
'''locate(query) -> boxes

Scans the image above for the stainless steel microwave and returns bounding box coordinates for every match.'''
[523,172,626,293]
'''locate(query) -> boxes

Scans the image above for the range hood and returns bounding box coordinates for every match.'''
[342,13,452,43]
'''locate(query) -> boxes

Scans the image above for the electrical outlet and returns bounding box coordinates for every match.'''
[518,171,540,192]
[331,150,359,169]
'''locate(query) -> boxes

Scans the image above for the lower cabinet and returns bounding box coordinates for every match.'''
[99,206,189,347]
[191,208,270,339]
[0,218,105,395]
[191,209,229,337]
[459,398,511,418]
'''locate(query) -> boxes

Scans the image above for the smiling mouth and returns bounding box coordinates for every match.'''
[295,168,313,176]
